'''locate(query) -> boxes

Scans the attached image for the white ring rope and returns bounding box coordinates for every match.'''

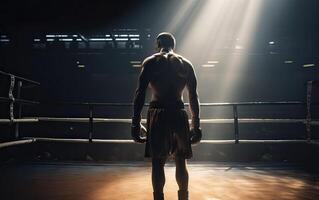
[0,139,35,148]
[38,117,307,124]
[20,137,318,144]
[0,138,318,149]
[0,117,318,125]
[0,118,39,123]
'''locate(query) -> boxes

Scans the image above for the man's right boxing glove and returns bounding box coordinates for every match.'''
[190,117,202,145]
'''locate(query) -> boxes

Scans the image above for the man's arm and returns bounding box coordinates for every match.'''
[186,62,200,129]
[132,59,151,125]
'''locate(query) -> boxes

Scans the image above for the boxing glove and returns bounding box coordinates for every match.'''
[190,127,202,145]
[131,123,147,143]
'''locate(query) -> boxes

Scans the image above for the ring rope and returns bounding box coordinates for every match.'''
[0,117,318,125]
[1,138,318,150]
[0,139,35,149]
[18,137,319,145]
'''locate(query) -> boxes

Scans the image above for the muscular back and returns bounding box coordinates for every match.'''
[147,52,189,102]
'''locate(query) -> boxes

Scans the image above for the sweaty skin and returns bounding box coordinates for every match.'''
[133,49,200,127]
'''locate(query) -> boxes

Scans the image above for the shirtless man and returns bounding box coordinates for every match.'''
[131,32,202,200]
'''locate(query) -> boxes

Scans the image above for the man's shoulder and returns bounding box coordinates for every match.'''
[142,55,157,66]
[176,54,192,66]
[142,53,167,67]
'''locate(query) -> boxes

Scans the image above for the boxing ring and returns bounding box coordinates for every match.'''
[0,70,318,149]
[1,70,319,200]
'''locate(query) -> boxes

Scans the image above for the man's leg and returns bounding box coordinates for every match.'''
[175,156,189,200]
[152,157,167,200]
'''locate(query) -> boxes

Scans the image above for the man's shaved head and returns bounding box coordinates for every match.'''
[156,32,176,50]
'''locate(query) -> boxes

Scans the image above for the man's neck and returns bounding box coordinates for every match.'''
[160,48,173,53]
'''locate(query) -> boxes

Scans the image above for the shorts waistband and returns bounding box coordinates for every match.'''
[149,100,185,110]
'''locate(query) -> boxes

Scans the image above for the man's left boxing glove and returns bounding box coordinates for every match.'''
[190,127,202,145]
[131,123,147,143]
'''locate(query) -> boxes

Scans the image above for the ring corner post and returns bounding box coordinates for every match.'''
[9,75,16,139]
[14,81,23,139]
